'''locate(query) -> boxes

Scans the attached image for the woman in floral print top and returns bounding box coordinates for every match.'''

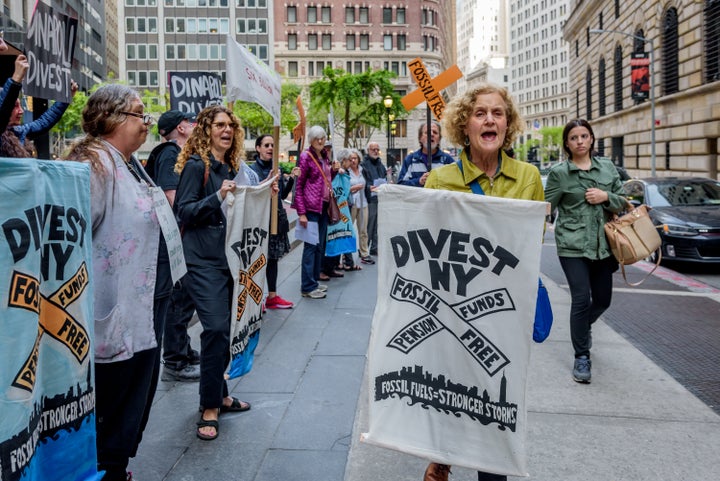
[65,84,171,481]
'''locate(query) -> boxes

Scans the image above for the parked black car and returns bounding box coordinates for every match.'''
[621,177,720,263]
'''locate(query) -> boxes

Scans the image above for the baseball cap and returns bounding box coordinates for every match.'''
[158,110,195,136]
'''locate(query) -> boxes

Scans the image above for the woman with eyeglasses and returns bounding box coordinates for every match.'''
[174,105,252,441]
[249,134,300,309]
[64,84,172,481]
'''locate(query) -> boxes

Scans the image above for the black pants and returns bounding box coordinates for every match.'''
[477,473,506,481]
[342,252,355,268]
[559,255,617,358]
[96,294,169,480]
[266,258,279,292]
[367,201,379,253]
[185,264,232,409]
[322,254,341,275]
[163,280,197,370]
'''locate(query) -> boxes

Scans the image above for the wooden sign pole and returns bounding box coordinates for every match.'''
[270,125,280,235]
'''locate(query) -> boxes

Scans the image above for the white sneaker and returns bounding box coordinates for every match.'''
[302,288,327,299]
[317,284,328,292]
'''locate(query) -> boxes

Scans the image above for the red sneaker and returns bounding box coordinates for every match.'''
[266,295,294,309]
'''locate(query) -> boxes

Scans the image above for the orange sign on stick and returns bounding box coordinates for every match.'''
[402,58,463,120]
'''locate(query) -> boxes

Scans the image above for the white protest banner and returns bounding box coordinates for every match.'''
[362,184,546,476]
[23,1,77,103]
[150,187,187,284]
[226,35,281,126]
[224,178,273,379]
[0,157,101,481]
[169,71,223,113]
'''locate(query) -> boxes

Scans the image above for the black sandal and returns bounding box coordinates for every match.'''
[199,397,251,414]
[196,416,219,441]
[220,397,251,413]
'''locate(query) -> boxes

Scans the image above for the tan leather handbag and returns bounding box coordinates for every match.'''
[604,203,662,285]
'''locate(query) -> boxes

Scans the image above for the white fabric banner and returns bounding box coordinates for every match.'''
[226,35,282,126]
[362,184,546,476]
[225,178,273,379]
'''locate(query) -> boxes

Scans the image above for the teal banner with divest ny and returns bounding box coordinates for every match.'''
[0,158,101,481]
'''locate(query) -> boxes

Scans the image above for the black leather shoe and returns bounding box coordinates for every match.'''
[162,364,201,382]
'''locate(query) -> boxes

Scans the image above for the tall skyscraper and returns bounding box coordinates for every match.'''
[456,0,510,91]
[509,0,570,140]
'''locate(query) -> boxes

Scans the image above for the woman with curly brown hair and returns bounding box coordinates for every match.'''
[422,83,544,481]
[174,105,252,441]
[64,84,171,481]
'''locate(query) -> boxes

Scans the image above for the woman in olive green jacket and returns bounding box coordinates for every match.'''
[544,119,627,384]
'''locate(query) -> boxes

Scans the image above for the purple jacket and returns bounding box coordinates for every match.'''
[293,147,334,215]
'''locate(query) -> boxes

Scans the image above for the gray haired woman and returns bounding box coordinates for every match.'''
[64,84,171,481]
[291,125,337,298]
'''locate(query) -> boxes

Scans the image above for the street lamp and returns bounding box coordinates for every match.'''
[388,113,396,149]
[383,95,393,162]
[590,28,656,176]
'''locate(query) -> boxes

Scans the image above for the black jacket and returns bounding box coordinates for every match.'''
[248,155,294,235]
[175,154,236,268]
[361,155,387,204]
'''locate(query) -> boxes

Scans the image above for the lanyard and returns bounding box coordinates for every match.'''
[455,159,485,195]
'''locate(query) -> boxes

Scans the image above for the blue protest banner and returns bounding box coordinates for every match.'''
[0,158,101,481]
[326,172,356,257]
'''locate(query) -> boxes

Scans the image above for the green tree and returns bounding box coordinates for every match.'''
[232,83,302,138]
[50,84,167,154]
[308,67,404,148]
[538,125,563,164]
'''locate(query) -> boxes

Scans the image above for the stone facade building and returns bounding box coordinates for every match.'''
[564,0,720,179]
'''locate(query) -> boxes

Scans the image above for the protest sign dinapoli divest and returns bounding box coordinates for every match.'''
[168,71,223,113]
[362,184,546,476]
[0,158,101,481]
[23,2,77,104]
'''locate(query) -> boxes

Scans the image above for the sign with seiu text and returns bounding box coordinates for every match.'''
[23,2,77,103]
[226,35,281,125]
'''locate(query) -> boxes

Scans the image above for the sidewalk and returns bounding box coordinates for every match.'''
[131,244,720,481]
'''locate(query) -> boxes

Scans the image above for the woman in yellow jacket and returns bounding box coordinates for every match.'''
[422,84,544,481]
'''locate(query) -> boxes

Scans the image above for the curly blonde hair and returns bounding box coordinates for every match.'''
[442,84,524,150]
[63,84,141,176]
[175,105,244,174]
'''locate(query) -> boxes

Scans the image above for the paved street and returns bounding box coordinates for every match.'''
[130,230,720,480]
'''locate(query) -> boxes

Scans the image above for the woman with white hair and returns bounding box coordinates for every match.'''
[292,125,337,299]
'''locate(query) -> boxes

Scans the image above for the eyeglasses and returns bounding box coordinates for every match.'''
[120,111,154,125]
[261,143,274,148]
[212,121,238,130]
[368,147,380,151]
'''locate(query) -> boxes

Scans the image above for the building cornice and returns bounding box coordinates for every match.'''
[563,1,597,40]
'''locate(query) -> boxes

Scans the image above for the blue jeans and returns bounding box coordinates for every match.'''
[559,255,618,358]
[301,209,328,293]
